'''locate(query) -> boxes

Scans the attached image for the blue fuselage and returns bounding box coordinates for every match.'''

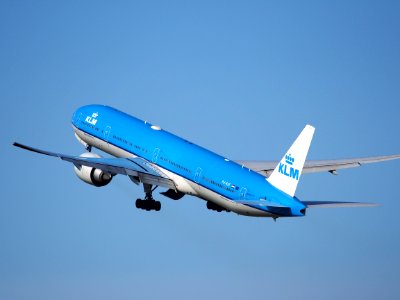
[72,105,306,217]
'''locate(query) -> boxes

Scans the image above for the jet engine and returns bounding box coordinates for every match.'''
[73,152,112,187]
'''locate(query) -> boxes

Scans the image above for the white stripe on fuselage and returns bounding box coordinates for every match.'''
[73,126,272,217]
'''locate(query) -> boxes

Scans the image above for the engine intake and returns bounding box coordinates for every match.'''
[73,152,112,187]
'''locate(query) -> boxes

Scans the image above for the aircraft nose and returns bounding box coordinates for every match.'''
[71,107,84,125]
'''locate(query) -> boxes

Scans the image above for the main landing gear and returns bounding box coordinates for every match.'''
[135,184,161,211]
[206,201,230,213]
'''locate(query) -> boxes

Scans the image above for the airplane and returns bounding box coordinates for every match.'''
[13,105,400,219]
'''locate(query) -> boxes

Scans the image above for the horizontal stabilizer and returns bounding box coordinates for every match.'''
[303,201,378,208]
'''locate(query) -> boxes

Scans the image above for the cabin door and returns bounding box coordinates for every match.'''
[103,126,111,143]
[152,148,160,163]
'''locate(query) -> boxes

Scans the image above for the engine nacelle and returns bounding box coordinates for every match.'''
[74,152,112,187]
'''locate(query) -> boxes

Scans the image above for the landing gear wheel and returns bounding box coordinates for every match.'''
[145,201,151,211]
[135,199,142,209]
[135,184,162,212]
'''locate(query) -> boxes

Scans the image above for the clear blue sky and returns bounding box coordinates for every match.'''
[1,1,400,299]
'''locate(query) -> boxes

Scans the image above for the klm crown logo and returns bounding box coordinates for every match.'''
[285,154,295,165]
[278,154,299,180]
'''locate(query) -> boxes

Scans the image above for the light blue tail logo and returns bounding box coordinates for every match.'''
[279,154,299,180]
[285,154,294,165]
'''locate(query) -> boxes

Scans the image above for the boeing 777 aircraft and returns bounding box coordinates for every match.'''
[13,105,400,219]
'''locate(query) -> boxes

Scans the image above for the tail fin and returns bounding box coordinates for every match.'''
[267,125,315,197]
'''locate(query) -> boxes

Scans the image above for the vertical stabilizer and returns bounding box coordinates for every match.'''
[267,125,315,197]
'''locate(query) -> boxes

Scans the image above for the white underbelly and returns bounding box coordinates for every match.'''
[73,126,272,217]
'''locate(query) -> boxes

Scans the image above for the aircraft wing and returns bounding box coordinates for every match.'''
[13,142,176,189]
[236,154,400,177]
